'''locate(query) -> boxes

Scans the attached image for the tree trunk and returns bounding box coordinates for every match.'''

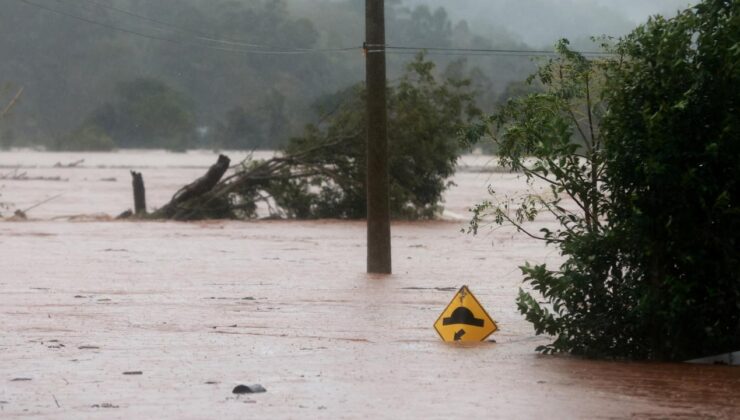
[131,171,146,215]
[153,154,231,219]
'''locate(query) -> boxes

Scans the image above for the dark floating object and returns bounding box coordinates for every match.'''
[232,384,266,394]
[116,209,133,219]
[91,403,119,408]
[122,371,143,375]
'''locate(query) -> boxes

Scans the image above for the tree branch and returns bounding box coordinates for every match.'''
[0,87,24,119]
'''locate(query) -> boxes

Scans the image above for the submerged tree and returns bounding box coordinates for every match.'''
[133,54,480,221]
[231,53,481,220]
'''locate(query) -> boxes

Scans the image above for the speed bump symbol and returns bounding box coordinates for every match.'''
[434,285,498,342]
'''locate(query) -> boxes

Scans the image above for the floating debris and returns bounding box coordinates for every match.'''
[91,403,119,409]
[232,384,266,394]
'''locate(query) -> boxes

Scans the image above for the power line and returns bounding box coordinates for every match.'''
[368,49,613,58]
[18,0,614,59]
[367,44,614,57]
[66,0,267,49]
[369,49,551,58]
[20,0,182,46]
[65,0,357,52]
[17,0,359,56]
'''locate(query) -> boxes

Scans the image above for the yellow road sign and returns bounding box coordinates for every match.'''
[434,285,498,342]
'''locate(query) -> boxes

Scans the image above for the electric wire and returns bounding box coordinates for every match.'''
[367,44,614,57]
[20,0,184,46]
[65,0,357,52]
[367,49,570,57]
[368,49,613,58]
[17,0,359,55]
[18,0,614,59]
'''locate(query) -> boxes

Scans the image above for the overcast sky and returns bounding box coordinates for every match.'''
[400,0,699,46]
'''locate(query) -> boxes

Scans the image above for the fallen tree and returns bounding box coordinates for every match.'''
[122,137,358,221]
[122,54,480,221]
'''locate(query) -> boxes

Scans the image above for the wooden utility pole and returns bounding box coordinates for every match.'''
[365,0,391,274]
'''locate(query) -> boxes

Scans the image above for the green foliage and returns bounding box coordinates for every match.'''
[212,106,261,150]
[600,0,740,359]
[464,39,615,357]
[1,0,534,149]
[467,0,740,360]
[112,78,196,150]
[71,78,196,151]
[54,124,115,152]
[235,54,480,219]
[496,79,544,106]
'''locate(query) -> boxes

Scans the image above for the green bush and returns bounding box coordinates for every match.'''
[212,106,262,150]
[601,0,740,359]
[467,0,739,360]
[54,124,115,151]
[464,39,617,357]
[71,78,196,151]
[255,54,480,219]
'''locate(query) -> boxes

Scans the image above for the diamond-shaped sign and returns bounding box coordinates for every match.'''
[434,285,497,342]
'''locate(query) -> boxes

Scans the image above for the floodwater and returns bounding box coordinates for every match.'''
[1,150,738,419]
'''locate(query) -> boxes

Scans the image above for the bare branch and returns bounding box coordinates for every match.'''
[0,87,24,119]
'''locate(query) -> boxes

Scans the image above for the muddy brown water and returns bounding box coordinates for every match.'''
[1,150,738,419]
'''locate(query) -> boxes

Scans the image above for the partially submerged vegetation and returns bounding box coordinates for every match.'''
[124,55,479,221]
[4,0,735,364]
[467,0,739,360]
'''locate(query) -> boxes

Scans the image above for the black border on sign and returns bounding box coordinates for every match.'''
[433,285,498,342]
[464,285,498,340]
[433,286,463,342]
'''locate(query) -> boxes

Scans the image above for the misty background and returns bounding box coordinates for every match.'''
[0,0,697,150]
[402,0,697,46]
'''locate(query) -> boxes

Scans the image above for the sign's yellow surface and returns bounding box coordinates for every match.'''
[434,285,498,342]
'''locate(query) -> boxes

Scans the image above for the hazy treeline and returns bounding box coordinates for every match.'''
[1,0,554,150]
[403,0,697,47]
